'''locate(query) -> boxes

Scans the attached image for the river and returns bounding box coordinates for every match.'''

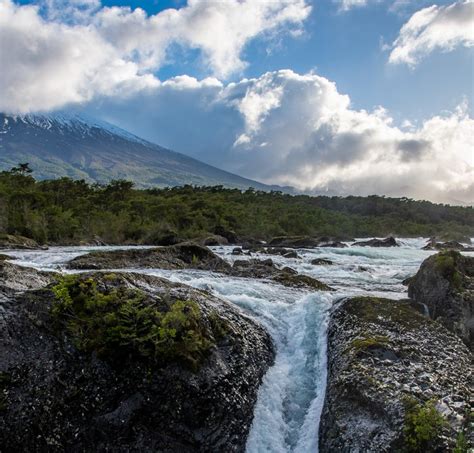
[3,238,461,452]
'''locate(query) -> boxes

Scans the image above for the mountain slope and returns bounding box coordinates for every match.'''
[0,113,287,190]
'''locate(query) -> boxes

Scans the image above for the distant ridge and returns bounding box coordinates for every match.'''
[0,113,293,191]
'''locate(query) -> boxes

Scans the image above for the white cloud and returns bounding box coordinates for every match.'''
[86,70,474,204]
[389,1,474,66]
[0,0,311,113]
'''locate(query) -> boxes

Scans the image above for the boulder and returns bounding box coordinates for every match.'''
[201,235,228,246]
[231,247,244,256]
[311,258,333,266]
[213,226,238,244]
[422,240,466,251]
[408,251,474,350]
[68,243,232,273]
[352,237,399,247]
[0,271,274,452]
[229,259,333,290]
[0,234,46,250]
[268,236,321,248]
[266,248,300,259]
[319,296,472,452]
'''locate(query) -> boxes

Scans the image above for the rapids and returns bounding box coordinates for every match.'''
[4,238,470,452]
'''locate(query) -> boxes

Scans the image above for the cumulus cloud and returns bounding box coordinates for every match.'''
[86,70,474,204]
[0,0,311,113]
[389,1,474,66]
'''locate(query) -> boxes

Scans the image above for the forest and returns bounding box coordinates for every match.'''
[0,166,473,245]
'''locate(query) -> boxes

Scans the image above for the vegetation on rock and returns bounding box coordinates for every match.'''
[403,398,447,452]
[51,274,222,370]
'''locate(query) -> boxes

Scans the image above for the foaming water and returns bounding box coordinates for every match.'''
[3,238,468,452]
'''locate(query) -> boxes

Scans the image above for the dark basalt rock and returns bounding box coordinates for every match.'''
[422,239,470,251]
[266,247,300,259]
[68,242,232,273]
[352,237,399,247]
[311,258,333,266]
[230,258,333,291]
[319,296,472,453]
[0,271,274,452]
[408,251,474,350]
[268,236,348,249]
[201,235,229,246]
[231,247,244,255]
[268,236,321,248]
[213,226,238,244]
[0,234,47,250]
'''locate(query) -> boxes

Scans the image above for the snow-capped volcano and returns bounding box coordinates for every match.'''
[0,113,283,190]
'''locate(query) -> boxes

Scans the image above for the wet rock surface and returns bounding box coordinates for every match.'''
[68,242,232,273]
[319,296,472,453]
[68,244,333,291]
[268,236,348,249]
[408,250,474,350]
[0,234,46,250]
[352,237,398,247]
[0,270,274,452]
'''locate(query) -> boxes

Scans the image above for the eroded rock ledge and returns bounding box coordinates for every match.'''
[408,250,473,350]
[0,266,274,452]
[67,243,333,291]
[319,296,472,452]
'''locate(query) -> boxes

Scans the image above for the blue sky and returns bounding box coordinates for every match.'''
[88,0,474,122]
[2,0,474,203]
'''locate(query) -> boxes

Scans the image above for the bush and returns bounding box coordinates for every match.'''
[51,274,220,370]
[403,398,446,451]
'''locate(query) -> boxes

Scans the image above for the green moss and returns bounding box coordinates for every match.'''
[403,397,447,452]
[434,251,464,290]
[344,297,427,330]
[349,335,390,353]
[453,430,469,453]
[51,274,223,370]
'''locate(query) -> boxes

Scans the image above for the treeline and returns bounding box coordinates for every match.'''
[0,168,473,245]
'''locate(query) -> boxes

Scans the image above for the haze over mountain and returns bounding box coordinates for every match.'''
[0,113,290,191]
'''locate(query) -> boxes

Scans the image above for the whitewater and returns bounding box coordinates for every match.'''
[3,238,458,453]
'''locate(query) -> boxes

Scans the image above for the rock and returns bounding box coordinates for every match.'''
[423,240,466,251]
[353,237,399,247]
[0,234,47,250]
[68,243,232,273]
[147,230,183,246]
[231,247,244,256]
[272,272,333,291]
[282,250,299,259]
[266,247,299,258]
[408,251,474,350]
[268,236,348,249]
[402,276,413,286]
[319,296,472,452]
[229,259,333,290]
[213,226,238,244]
[0,271,274,452]
[311,258,333,266]
[201,235,228,246]
[268,236,321,248]
[0,260,57,293]
[315,237,348,248]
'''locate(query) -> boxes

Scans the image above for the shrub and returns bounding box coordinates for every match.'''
[403,398,446,452]
[51,274,221,370]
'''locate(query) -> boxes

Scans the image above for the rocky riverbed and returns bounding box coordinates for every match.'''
[0,261,274,452]
[0,240,472,452]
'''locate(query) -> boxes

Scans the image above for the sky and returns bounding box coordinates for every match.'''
[1,0,473,204]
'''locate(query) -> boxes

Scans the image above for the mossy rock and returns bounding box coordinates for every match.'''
[343,297,429,330]
[51,273,227,370]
